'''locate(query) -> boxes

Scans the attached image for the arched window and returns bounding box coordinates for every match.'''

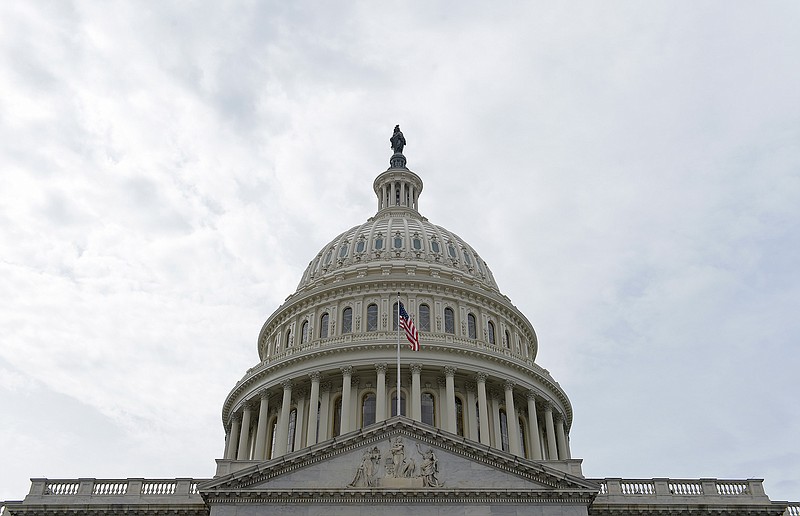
[362,393,376,427]
[505,330,511,349]
[319,313,329,338]
[391,391,406,417]
[421,392,435,426]
[367,304,378,332]
[374,234,384,251]
[444,307,455,334]
[287,408,297,452]
[392,302,399,331]
[285,329,292,348]
[332,397,343,437]
[467,313,477,339]
[499,409,510,452]
[455,396,465,436]
[475,401,482,442]
[342,307,353,334]
[419,304,430,332]
[301,321,309,344]
[488,321,495,345]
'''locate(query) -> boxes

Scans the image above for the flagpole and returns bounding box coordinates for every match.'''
[396,292,401,418]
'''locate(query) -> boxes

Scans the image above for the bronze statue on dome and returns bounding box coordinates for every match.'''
[390,125,406,154]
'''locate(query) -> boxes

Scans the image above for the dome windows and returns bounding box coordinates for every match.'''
[487,321,496,345]
[447,242,458,260]
[467,313,477,339]
[418,304,430,332]
[393,233,403,249]
[412,233,423,251]
[301,321,310,344]
[444,308,455,334]
[430,238,441,254]
[463,249,473,266]
[342,307,353,334]
[320,313,329,339]
[367,304,378,332]
[421,392,435,426]
[338,242,349,259]
[362,393,376,427]
[355,238,366,254]
[323,249,333,267]
[374,234,384,251]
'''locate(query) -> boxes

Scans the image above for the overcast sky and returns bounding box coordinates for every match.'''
[1,1,799,504]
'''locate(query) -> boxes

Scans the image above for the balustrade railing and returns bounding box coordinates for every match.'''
[594,478,770,500]
[785,504,800,516]
[26,478,207,500]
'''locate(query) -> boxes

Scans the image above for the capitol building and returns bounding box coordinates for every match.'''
[3,129,797,516]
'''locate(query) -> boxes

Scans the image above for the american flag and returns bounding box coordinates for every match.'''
[398,302,420,351]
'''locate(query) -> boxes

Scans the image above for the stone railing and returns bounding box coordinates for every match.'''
[593,478,799,514]
[23,478,206,502]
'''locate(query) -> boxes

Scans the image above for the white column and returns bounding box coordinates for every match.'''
[411,364,422,422]
[465,382,478,441]
[225,415,241,459]
[504,381,521,456]
[476,373,490,445]
[318,382,331,441]
[350,376,360,428]
[274,380,293,456]
[544,403,558,460]
[340,366,352,433]
[237,404,252,460]
[375,364,387,422]
[306,372,321,446]
[526,391,543,460]
[444,366,457,433]
[555,415,569,460]
[254,390,270,460]
[293,390,307,452]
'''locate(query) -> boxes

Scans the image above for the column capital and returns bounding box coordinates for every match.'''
[410,363,423,374]
[232,413,242,423]
[320,381,331,393]
[309,371,321,382]
[282,379,293,390]
[504,380,516,391]
[341,365,353,377]
[259,389,270,400]
[542,401,554,412]
[294,387,308,398]
[526,389,539,401]
[375,363,388,374]
[444,365,457,377]
[437,376,446,388]
[475,372,488,383]
[351,376,361,389]
[489,389,502,401]
[464,381,477,393]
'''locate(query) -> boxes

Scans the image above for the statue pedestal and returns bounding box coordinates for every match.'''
[389,153,407,169]
[379,477,424,489]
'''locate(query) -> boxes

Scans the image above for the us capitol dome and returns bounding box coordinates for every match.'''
[218,129,573,468]
[4,127,795,516]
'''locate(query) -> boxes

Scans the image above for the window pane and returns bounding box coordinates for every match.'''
[320,313,329,338]
[468,314,477,339]
[444,308,455,334]
[375,237,383,250]
[356,240,366,253]
[392,302,398,331]
[419,304,430,332]
[301,321,309,343]
[421,392,435,426]
[394,236,403,249]
[431,240,440,253]
[367,304,378,332]
[362,393,376,427]
[287,409,297,452]
[488,321,495,344]
[342,307,352,334]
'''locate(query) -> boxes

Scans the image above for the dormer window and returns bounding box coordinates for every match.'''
[355,238,366,254]
[323,250,333,266]
[412,235,423,251]
[447,243,458,259]
[374,234,384,250]
[430,239,441,254]
[393,233,403,249]
[338,242,349,259]
[463,249,472,266]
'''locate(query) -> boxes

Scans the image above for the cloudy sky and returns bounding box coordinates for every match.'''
[1,1,799,504]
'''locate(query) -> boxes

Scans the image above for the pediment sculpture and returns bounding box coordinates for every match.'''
[348,436,443,488]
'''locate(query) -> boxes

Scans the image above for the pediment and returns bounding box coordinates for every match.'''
[200,417,598,503]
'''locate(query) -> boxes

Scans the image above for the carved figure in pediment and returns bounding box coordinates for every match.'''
[348,446,382,488]
[417,443,444,487]
[390,437,416,478]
